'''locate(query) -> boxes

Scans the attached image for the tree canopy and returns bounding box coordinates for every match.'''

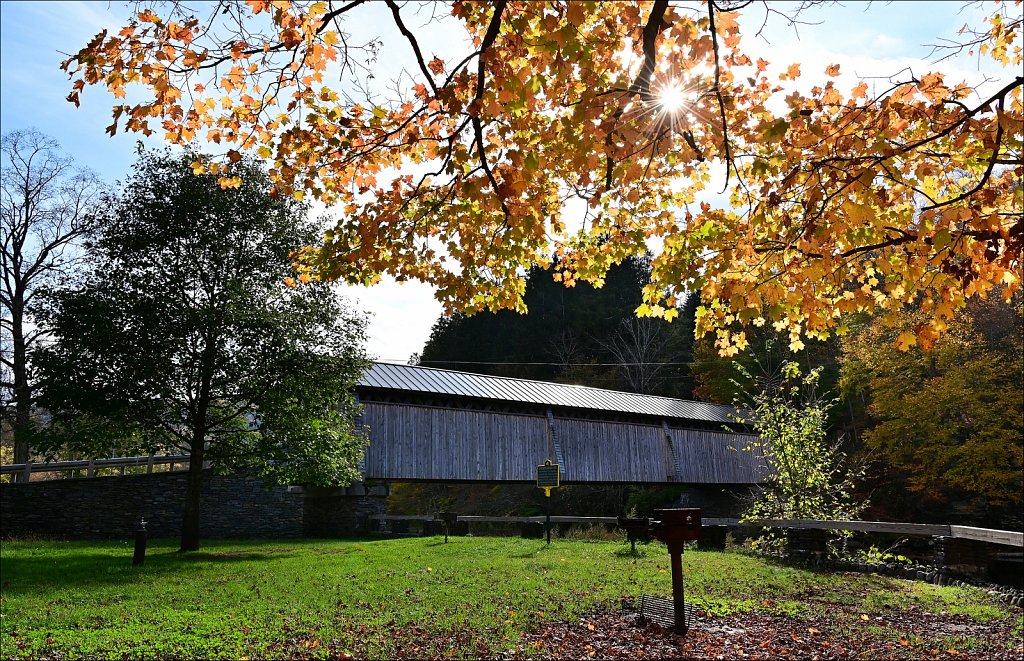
[62,1,1022,352]
[839,292,1023,527]
[32,150,369,550]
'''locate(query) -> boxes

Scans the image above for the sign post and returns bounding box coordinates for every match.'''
[536,460,560,545]
[650,508,702,634]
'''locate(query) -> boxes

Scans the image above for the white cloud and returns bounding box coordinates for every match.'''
[338,277,443,363]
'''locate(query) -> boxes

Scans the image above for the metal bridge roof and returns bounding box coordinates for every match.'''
[358,362,740,425]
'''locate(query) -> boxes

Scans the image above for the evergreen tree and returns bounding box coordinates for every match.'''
[420,256,693,395]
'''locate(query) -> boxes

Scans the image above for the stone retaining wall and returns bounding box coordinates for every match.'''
[0,471,385,540]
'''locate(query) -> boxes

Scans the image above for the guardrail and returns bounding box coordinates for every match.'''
[748,518,1023,548]
[1,455,193,482]
[370,514,1023,548]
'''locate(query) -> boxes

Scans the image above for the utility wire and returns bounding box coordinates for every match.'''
[375,359,743,367]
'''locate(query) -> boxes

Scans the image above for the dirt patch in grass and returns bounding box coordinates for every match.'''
[499,605,1024,660]
[249,604,1023,660]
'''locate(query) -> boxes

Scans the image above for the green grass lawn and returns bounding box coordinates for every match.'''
[0,535,1018,659]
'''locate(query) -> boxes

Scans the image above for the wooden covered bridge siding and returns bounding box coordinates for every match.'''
[357,401,765,484]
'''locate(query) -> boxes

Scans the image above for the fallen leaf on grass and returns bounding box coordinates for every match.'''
[502,605,1022,661]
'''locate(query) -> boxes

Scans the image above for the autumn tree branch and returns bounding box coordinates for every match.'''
[385,0,439,97]
[604,0,670,190]
[708,0,736,191]
[921,98,1007,212]
[629,0,670,100]
[470,0,509,219]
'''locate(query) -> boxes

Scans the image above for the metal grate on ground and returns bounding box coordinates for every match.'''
[635,594,696,632]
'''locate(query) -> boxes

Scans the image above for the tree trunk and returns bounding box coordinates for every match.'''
[11,298,31,480]
[181,350,214,552]
[180,438,205,551]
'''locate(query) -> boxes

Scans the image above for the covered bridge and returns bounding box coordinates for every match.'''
[356,362,766,485]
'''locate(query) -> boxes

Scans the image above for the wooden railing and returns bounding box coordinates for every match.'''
[0,455,194,483]
[748,518,1023,547]
[371,514,1023,548]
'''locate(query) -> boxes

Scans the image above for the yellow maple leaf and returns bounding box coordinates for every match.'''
[895,330,917,351]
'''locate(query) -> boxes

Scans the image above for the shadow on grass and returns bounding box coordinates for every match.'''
[177,550,293,562]
[0,544,290,592]
[613,547,649,559]
[508,543,551,558]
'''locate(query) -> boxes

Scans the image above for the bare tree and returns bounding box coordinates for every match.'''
[598,317,673,394]
[548,328,582,372]
[1,128,104,473]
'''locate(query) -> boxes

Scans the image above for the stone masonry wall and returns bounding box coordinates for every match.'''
[1,471,390,540]
[1,471,306,539]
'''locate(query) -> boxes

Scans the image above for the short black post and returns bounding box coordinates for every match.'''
[616,516,650,555]
[133,518,148,566]
[438,511,458,544]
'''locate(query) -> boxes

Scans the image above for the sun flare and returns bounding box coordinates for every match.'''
[657,80,687,113]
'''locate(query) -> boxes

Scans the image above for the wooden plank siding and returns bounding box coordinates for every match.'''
[360,403,549,481]
[555,419,669,482]
[668,428,765,484]
[359,401,766,485]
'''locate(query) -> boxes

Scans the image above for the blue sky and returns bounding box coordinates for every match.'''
[0,1,1010,361]
[1,2,152,180]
